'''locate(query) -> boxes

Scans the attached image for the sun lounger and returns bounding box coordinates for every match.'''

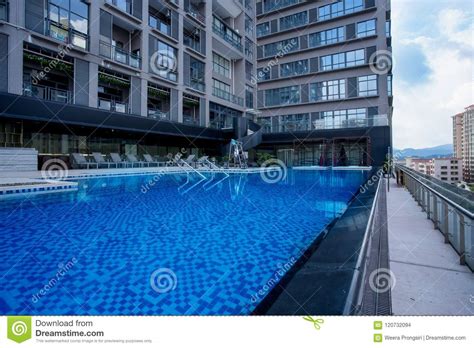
[110,153,129,168]
[92,152,116,168]
[143,154,163,167]
[71,153,99,169]
[126,154,147,167]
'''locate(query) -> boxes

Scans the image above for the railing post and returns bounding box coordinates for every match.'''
[426,190,431,219]
[459,213,466,265]
[443,202,449,244]
[433,195,438,229]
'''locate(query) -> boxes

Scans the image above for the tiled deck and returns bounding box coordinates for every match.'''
[387,181,474,315]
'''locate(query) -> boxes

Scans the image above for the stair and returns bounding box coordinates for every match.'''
[0,148,38,171]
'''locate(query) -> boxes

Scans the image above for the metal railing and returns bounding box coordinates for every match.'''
[185,6,205,24]
[148,109,170,120]
[98,98,129,113]
[396,165,474,271]
[45,19,89,50]
[23,85,72,104]
[149,14,172,36]
[313,115,389,130]
[99,40,141,69]
[212,87,244,106]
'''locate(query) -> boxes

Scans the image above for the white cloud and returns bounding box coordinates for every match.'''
[392,1,474,149]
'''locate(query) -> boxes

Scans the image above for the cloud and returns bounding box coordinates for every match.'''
[391,0,474,148]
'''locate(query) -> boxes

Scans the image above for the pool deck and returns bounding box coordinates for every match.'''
[387,180,474,315]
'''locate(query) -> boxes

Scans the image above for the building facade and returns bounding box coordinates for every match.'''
[431,158,462,184]
[452,105,474,183]
[405,158,432,176]
[254,0,393,166]
[0,0,258,163]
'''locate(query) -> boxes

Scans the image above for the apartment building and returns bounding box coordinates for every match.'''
[0,0,258,160]
[254,0,393,166]
[452,105,474,183]
[431,158,462,184]
[405,158,432,176]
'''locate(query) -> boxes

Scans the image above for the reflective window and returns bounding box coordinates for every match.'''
[279,11,307,31]
[309,27,344,47]
[357,19,376,38]
[280,60,308,77]
[311,79,346,101]
[358,75,378,96]
[264,86,300,107]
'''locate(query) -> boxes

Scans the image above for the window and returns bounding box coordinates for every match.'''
[245,14,254,37]
[263,0,301,13]
[279,114,310,132]
[280,60,308,77]
[246,85,254,109]
[213,53,231,78]
[264,38,299,57]
[48,0,89,49]
[190,57,205,91]
[150,39,178,81]
[357,19,376,38]
[358,75,378,96]
[257,68,270,81]
[309,27,344,47]
[213,16,242,50]
[318,0,364,21]
[386,20,391,37]
[245,38,254,60]
[320,49,365,71]
[213,79,231,93]
[183,25,202,53]
[311,79,346,101]
[387,74,393,96]
[257,22,270,37]
[279,11,307,31]
[265,86,300,107]
[316,108,367,129]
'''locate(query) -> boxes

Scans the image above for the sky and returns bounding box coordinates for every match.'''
[391,0,474,149]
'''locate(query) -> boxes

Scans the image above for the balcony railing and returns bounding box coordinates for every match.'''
[212,22,243,52]
[185,6,205,24]
[99,41,141,69]
[312,115,389,130]
[189,78,205,92]
[45,19,88,50]
[23,84,72,104]
[395,165,474,271]
[148,109,170,120]
[106,0,132,15]
[212,87,244,106]
[0,1,8,21]
[183,114,200,126]
[98,98,129,113]
[149,14,172,37]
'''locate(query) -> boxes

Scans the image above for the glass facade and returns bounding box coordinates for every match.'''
[256,22,270,37]
[357,75,378,96]
[279,11,307,31]
[280,59,308,77]
[264,86,300,107]
[357,19,376,38]
[149,38,178,81]
[320,48,365,71]
[309,27,344,47]
[263,38,299,57]
[213,53,231,78]
[47,0,89,49]
[310,79,346,101]
[189,57,205,92]
[318,0,364,21]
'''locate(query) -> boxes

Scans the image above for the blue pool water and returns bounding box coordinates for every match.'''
[0,169,368,315]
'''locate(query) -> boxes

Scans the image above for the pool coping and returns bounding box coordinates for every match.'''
[253,168,381,315]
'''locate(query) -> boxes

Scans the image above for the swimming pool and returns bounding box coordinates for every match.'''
[0,169,368,315]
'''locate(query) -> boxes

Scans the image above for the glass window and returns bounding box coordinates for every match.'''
[264,38,299,57]
[387,74,393,96]
[280,60,308,77]
[309,27,344,47]
[318,0,364,21]
[358,75,378,96]
[357,19,376,38]
[245,14,254,37]
[263,0,300,13]
[321,49,365,71]
[190,57,205,91]
[264,86,300,107]
[257,22,270,37]
[311,79,346,101]
[151,39,178,81]
[246,85,254,109]
[279,11,307,31]
[213,53,231,78]
[257,68,270,81]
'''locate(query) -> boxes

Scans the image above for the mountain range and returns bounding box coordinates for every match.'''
[394,144,453,159]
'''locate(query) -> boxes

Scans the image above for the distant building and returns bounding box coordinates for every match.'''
[405,158,432,175]
[452,105,474,183]
[431,158,462,184]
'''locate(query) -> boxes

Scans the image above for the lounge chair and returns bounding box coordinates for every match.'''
[143,154,162,167]
[110,153,129,168]
[92,152,116,168]
[126,154,147,167]
[179,154,196,167]
[196,156,209,168]
[70,153,99,169]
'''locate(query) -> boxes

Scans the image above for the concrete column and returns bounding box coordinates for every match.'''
[89,62,99,108]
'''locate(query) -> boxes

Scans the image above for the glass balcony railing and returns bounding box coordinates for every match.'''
[212,21,243,52]
[23,84,72,104]
[149,14,172,37]
[183,114,200,126]
[0,1,8,21]
[312,115,389,130]
[98,98,129,113]
[99,41,141,69]
[148,109,170,120]
[45,19,88,50]
[185,6,205,24]
[212,87,244,106]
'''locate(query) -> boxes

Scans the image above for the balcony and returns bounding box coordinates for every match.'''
[98,98,129,113]
[148,109,170,120]
[212,87,244,106]
[23,85,72,104]
[212,16,242,52]
[106,0,132,16]
[185,2,205,24]
[99,41,141,69]
[149,12,172,37]
[0,1,8,21]
[45,19,88,50]
[312,115,389,130]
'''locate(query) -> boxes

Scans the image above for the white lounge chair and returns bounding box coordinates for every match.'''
[71,153,99,169]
